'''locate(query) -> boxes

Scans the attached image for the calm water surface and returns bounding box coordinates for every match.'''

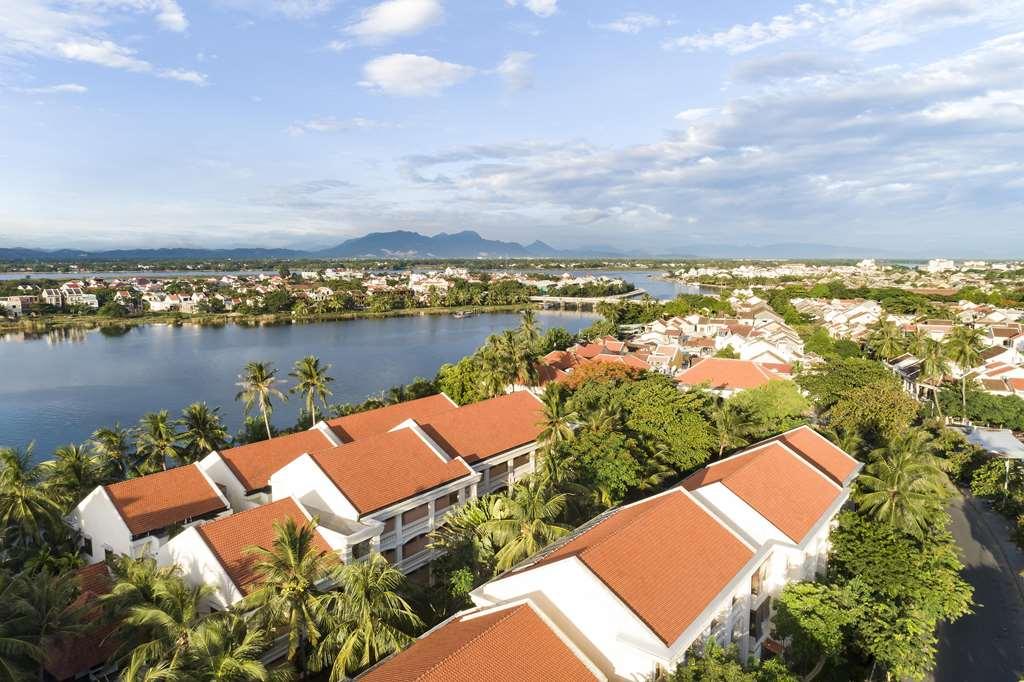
[0,311,595,459]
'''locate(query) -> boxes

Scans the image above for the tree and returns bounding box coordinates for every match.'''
[538,327,574,354]
[236,361,288,441]
[773,582,855,679]
[0,445,67,556]
[435,357,487,406]
[856,430,949,538]
[481,479,570,572]
[135,411,182,473]
[917,337,949,415]
[313,555,423,680]
[944,326,985,419]
[178,403,230,464]
[828,379,918,449]
[183,614,287,682]
[866,319,904,360]
[0,571,42,682]
[725,380,809,440]
[289,356,334,428]
[536,384,577,457]
[428,495,504,582]
[713,345,739,359]
[517,308,540,347]
[16,570,87,681]
[243,518,333,673]
[41,442,109,508]
[712,403,752,459]
[796,357,891,413]
[91,424,136,479]
[669,642,796,681]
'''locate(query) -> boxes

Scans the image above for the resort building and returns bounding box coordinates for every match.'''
[674,357,790,397]
[69,464,231,564]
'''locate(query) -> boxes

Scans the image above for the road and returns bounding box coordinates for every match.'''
[932,493,1024,682]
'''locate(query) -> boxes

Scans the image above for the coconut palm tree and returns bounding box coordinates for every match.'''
[428,496,505,580]
[242,518,333,673]
[917,337,949,415]
[312,555,423,681]
[867,319,904,360]
[537,385,577,452]
[236,362,288,441]
[712,404,751,459]
[178,403,230,464]
[91,424,136,479]
[41,442,109,509]
[856,430,949,538]
[183,614,288,682]
[120,577,213,681]
[518,308,540,347]
[0,571,41,682]
[289,357,334,427]
[16,570,87,680]
[135,411,183,473]
[482,479,571,572]
[0,445,67,553]
[944,326,985,420]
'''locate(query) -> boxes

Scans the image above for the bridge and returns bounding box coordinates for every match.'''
[530,288,654,310]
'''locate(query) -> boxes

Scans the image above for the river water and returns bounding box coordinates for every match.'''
[0,311,596,459]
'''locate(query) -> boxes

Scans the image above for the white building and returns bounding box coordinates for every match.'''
[69,464,231,564]
[925,258,956,273]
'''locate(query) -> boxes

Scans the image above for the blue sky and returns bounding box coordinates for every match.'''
[1,0,1023,255]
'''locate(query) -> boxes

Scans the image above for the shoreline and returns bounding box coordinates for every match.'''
[0,303,545,335]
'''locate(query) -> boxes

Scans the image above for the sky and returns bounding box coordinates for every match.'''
[1,0,1023,255]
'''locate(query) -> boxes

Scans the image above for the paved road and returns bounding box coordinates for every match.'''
[932,493,1024,682]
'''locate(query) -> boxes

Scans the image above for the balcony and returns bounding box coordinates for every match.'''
[402,517,431,538]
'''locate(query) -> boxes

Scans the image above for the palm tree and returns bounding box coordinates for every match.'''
[120,577,213,680]
[0,571,41,682]
[518,308,540,347]
[236,362,288,441]
[41,443,108,508]
[867,319,903,360]
[16,570,87,680]
[135,411,182,473]
[917,337,949,415]
[944,326,985,420]
[712,404,751,459]
[91,424,135,479]
[482,479,571,572]
[856,430,949,538]
[537,385,578,452]
[313,555,423,681]
[429,496,505,580]
[184,614,287,682]
[178,403,230,463]
[289,357,334,427]
[243,518,333,673]
[0,445,67,553]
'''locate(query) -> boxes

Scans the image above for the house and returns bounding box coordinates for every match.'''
[675,358,789,397]
[159,497,341,609]
[359,600,606,681]
[0,296,24,317]
[69,464,231,564]
[464,426,859,680]
[42,288,62,307]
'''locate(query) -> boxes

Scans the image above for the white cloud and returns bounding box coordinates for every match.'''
[345,0,442,42]
[665,4,825,53]
[12,83,88,94]
[286,116,391,135]
[598,13,664,34]
[152,0,188,31]
[159,68,208,85]
[359,53,474,96]
[325,39,350,52]
[56,39,151,70]
[675,107,718,123]
[267,0,335,18]
[496,51,534,90]
[921,88,1024,123]
[505,0,557,19]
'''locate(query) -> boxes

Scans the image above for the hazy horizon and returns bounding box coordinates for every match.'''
[2,1,1023,254]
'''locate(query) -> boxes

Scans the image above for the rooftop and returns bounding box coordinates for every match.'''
[218,427,336,493]
[768,425,862,486]
[419,391,544,465]
[104,464,227,536]
[675,357,786,391]
[326,394,457,443]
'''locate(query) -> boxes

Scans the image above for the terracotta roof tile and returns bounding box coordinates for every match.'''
[309,428,473,515]
[419,392,544,465]
[359,602,600,681]
[104,464,226,536]
[218,428,336,493]
[769,426,861,486]
[684,442,841,543]
[674,358,785,391]
[327,395,457,443]
[528,490,754,645]
[197,498,333,596]
[45,564,118,680]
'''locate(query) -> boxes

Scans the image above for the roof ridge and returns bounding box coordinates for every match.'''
[415,605,522,680]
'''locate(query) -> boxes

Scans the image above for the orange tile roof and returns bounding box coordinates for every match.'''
[218,428,336,493]
[359,603,600,682]
[683,442,841,543]
[104,464,227,536]
[419,392,544,465]
[309,428,473,515]
[528,490,754,645]
[674,358,785,391]
[327,394,457,442]
[588,353,651,370]
[45,564,118,680]
[769,426,861,486]
[197,498,333,596]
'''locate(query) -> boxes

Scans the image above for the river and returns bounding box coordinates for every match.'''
[0,311,596,460]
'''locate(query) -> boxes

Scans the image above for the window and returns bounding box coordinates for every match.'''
[82,536,93,557]
[351,540,371,560]
[434,493,451,512]
[751,561,769,596]
[448,491,460,507]
[383,517,396,533]
[749,598,772,640]
[403,534,429,558]
[382,549,396,564]
[513,454,530,469]
[402,504,428,525]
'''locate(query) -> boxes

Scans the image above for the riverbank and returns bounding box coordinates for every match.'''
[0,303,533,335]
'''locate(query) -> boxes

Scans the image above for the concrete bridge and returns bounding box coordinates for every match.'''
[530,288,653,310]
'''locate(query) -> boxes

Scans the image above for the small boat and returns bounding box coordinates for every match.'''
[453,311,475,319]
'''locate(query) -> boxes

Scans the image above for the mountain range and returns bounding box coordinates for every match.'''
[0,230,911,261]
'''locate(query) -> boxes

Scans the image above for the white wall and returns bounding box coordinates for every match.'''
[158,527,244,609]
[473,558,670,681]
[198,452,255,511]
[71,487,133,564]
[691,483,790,547]
[269,454,360,520]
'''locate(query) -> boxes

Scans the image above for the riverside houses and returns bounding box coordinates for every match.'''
[366,425,860,681]
[72,391,544,582]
